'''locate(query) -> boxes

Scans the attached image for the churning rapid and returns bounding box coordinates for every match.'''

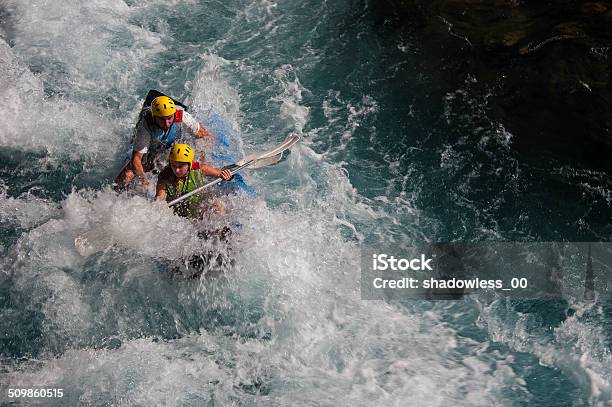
[1,0,611,406]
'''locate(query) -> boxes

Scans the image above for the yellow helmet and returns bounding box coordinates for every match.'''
[168,143,194,164]
[151,95,176,117]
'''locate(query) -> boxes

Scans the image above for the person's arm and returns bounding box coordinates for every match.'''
[131,122,151,186]
[196,125,213,139]
[201,164,232,180]
[131,151,149,186]
[155,167,173,201]
[182,111,214,139]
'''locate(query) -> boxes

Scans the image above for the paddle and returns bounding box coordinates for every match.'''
[167,133,301,207]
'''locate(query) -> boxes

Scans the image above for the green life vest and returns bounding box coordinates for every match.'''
[165,168,207,217]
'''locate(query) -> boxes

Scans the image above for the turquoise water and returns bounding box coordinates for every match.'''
[0,0,611,405]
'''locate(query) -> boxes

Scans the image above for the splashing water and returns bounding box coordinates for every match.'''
[0,0,611,406]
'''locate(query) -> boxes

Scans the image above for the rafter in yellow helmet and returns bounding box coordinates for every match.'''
[168,143,194,164]
[151,95,177,117]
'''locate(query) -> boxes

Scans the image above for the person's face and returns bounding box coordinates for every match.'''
[170,161,190,178]
[155,114,174,130]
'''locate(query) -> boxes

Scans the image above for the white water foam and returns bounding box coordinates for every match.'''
[480,298,612,405]
[0,0,170,168]
[2,172,521,405]
[0,182,59,231]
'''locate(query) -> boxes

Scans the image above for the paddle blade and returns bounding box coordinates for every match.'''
[236,133,301,166]
[236,152,261,167]
[246,153,283,169]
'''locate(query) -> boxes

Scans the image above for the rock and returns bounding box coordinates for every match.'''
[502,30,527,47]
[581,2,608,15]
[554,22,582,36]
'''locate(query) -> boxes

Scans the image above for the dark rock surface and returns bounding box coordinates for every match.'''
[371,0,612,171]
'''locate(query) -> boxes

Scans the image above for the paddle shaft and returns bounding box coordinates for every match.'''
[167,159,254,207]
